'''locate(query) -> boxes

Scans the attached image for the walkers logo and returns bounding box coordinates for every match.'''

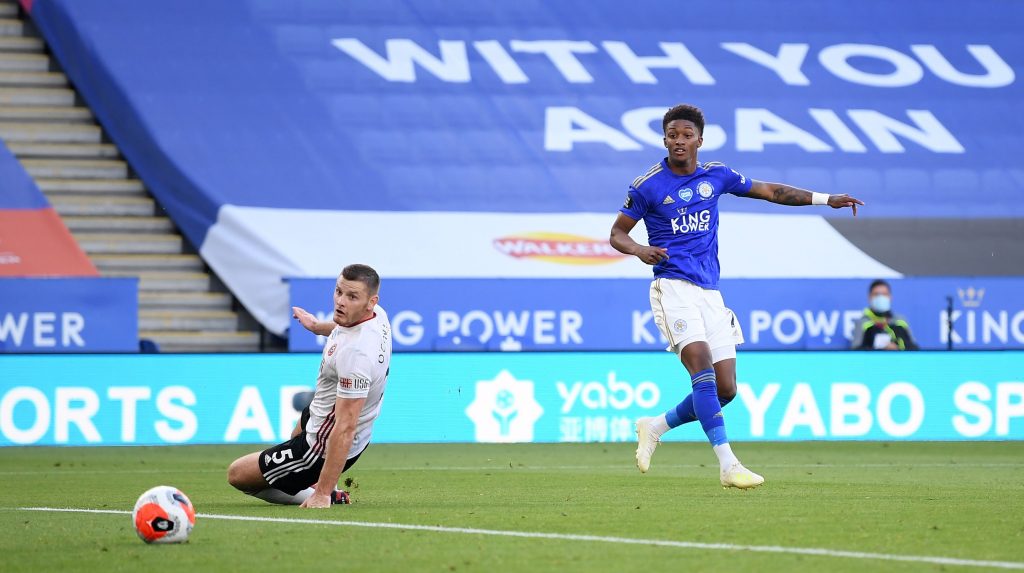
[465,370,544,442]
[493,232,626,265]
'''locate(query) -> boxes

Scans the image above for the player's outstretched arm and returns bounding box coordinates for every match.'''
[301,396,365,508]
[746,180,864,216]
[610,213,668,265]
[292,306,335,336]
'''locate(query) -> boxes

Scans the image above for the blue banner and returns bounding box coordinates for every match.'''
[29,0,1024,228]
[2,352,1022,446]
[0,278,138,353]
[288,277,1024,352]
[0,138,47,210]
[29,0,1024,337]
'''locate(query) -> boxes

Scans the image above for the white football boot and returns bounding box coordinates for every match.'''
[634,417,660,473]
[720,461,765,489]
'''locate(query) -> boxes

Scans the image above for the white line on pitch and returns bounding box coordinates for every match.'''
[15,507,1024,570]
[1,462,1022,475]
[366,462,1015,472]
[0,468,225,476]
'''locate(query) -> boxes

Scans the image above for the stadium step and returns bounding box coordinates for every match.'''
[0,106,93,123]
[93,253,205,273]
[8,142,118,158]
[140,309,240,332]
[21,158,128,179]
[0,18,23,36]
[0,53,49,72]
[138,330,263,353]
[74,232,183,254]
[0,70,67,87]
[48,195,155,216]
[0,87,74,106]
[62,215,174,233]
[0,36,41,53]
[103,270,211,292]
[140,291,233,310]
[0,7,267,354]
[36,177,146,194]
[0,121,101,143]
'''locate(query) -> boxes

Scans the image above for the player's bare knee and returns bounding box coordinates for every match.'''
[226,460,240,488]
[680,343,714,374]
[718,384,737,402]
[226,458,249,490]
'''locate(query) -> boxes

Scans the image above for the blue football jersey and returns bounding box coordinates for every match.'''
[619,159,752,288]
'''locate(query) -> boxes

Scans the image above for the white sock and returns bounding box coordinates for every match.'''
[648,414,670,438]
[712,443,739,471]
[252,487,314,505]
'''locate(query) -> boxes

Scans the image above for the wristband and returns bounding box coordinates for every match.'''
[811,192,829,206]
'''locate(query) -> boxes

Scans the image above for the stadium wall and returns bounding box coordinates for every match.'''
[0,278,138,353]
[289,278,1024,351]
[1,352,1021,446]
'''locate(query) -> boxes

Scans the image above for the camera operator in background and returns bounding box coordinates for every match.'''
[852,279,919,351]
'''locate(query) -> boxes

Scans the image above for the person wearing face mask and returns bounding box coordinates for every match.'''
[852,279,918,350]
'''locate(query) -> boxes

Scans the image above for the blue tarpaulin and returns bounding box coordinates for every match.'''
[27,0,1024,334]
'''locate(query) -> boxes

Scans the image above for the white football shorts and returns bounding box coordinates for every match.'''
[649,277,744,363]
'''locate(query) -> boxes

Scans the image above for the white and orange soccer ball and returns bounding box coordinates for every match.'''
[131,485,196,544]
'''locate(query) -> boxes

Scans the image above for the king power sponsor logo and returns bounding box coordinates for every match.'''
[632,287,1024,349]
[294,280,1024,352]
[670,210,711,234]
[0,312,87,349]
[941,286,1024,346]
[393,309,583,349]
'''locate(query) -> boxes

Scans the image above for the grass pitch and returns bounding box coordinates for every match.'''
[1,441,1022,572]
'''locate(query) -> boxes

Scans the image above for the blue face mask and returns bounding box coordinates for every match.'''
[870,294,891,313]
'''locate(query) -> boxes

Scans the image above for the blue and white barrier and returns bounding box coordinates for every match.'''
[2,351,1020,446]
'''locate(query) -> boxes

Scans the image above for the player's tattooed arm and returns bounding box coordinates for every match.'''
[746,180,864,215]
[747,181,811,205]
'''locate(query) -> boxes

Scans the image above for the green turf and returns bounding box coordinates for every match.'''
[1,441,1022,572]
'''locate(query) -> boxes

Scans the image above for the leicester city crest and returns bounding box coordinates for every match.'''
[697,181,714,199]
[678,188,693,202]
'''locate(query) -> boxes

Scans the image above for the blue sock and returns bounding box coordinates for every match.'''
[689,368,728,446]
[665,389,734,429]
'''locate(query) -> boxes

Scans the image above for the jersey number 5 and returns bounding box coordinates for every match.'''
[271,449,294,465]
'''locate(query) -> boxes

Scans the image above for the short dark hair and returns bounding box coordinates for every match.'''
[663,104,705,136]
[342,264,380,295]
[869,279,890,293]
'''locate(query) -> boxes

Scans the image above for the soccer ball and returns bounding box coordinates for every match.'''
[131,485,196,544]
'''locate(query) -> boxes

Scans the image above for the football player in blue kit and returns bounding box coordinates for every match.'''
[610,104,863,488]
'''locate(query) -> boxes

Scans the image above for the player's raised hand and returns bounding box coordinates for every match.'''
[635,245,669,265]
[827,194,864,217]
[292,306,318,332]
